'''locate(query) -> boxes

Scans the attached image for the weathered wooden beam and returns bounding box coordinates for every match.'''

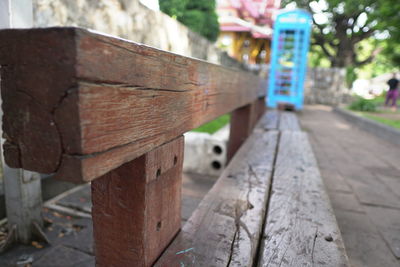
[91,136,184,267]
[0,0,45,246]
[255,96,266,120]
[226,98,261,162]
[0,27,267,183]
[258,131,349,266]
[154,116,278,266]
[227,104,252,162]
[279,111,301,131]
[259,110,280,131]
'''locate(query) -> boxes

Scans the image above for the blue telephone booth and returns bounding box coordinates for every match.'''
[267,9,312,110]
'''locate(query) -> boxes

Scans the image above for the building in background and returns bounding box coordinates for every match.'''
[216,0,281,66]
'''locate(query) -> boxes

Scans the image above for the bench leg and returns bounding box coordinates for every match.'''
[91,136,184,267]
[227,97,265,162]
[256,96,266,120]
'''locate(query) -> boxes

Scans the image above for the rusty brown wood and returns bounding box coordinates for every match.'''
[91,136,184,267]
[227,100,260,162]
[0,27,267,183]
[255,97,266,121]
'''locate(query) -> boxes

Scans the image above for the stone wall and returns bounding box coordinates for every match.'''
[304,67,351,106]
[33,0,243,69]
[32,0,348,106]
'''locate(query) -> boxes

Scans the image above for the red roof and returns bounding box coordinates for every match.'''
[223,0,281,26]
[218,0,281,38]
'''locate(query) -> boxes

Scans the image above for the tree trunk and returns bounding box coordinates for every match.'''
[331,41,355,68]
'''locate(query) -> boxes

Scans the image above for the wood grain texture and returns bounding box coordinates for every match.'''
[155,116,279,267]
[227,104,254,163]
[0,28,77,173]
[255,97,266,121]
[91,136,183,267]
[259,110,280,131]
[226,98,263,162]
[0,27,267,182]
[258,131,349,266]
[278,111,301,131]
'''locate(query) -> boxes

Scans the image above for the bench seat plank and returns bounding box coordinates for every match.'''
[278,112,301,131]
[155,117,278,266]
[258,131,348,266]
[259,110,280,131]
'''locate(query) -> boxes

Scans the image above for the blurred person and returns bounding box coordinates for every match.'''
[385,73,399,111]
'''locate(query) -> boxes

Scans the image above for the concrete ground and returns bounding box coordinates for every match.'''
[299,105,400,267]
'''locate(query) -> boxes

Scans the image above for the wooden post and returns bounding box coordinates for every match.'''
[0,0,43,245]
[227,101,257,162]
[227,97,266,162]
[256,96,266,120]
[91,136,184,267]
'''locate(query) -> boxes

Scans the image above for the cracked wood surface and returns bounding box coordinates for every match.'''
[258,131,349,266]
[0,27,267,182]
[154,116,278,267]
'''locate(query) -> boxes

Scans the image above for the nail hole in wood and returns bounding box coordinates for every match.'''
[157,221,162,231]
[174,155,178,165]
[156,168,161,177]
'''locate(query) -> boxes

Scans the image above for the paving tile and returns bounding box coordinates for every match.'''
[181,195,202,224]
[299,105,400,266]
[33,245,94,267]
[57,184,92,213]
[335,210,399,267]
[364,205,400,259]
[320,169,353,193]
[329,191,365,213]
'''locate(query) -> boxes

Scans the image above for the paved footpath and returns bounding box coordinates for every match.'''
[299,105,400,267]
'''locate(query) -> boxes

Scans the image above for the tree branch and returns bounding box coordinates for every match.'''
[352,28,375,43]
[313,34,334,58]
[354,47,382,66]
[312,16,338,48]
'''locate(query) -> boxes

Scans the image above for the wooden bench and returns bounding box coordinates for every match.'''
[0,27,348,266]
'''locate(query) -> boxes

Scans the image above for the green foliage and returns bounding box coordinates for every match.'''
[159,0,219,42]
[356,39,398,79]
[381,41,400,67]
[308,48,331,68]
[368,94,386,105]
[348,97,377,112]
[193,114,230,134]
[159,0,186,18]
[186,0,216,10]
[282,0,400,69]
[345,66,357,88]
